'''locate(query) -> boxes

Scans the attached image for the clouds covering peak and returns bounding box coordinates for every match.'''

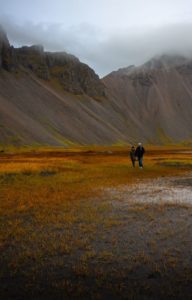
[1,0,192,77]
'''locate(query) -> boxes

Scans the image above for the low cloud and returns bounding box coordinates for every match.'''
[1,15,192,77]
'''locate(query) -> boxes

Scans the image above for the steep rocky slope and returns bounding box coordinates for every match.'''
[0,25,105,98]
[0,69,130,145]
[103,55,192,144]
[0,27,126,146]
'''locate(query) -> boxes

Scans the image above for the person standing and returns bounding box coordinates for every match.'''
[135,143,145,168]
[130,146,136,167]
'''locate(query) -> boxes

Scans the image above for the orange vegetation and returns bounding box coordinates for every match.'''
[0,146,192,299]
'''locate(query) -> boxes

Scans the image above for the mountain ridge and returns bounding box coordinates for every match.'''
[0,27,105,98]
[1,27,192,146]
[103,54,192,144]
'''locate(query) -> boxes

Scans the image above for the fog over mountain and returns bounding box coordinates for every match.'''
[1,26,192,146]
[1,0,192,76]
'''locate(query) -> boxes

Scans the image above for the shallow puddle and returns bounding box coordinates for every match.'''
[103,173,192,206]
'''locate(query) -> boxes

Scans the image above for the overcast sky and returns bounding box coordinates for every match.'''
[1,0,192,77]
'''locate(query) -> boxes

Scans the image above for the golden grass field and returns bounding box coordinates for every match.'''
[0,146,192,299]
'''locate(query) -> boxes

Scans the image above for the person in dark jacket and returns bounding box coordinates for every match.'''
[135,143,145,168]
[129,146,136,167]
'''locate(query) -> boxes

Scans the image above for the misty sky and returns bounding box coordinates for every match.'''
[1,0,192,77]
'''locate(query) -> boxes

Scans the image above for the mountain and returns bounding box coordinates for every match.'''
[0,27,130,146]
[0,25,105,98]
[103,55,192,144]
[1,26,192,146]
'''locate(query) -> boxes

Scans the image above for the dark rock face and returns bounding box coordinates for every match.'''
[0,25,12,70]
[45,52,105,97]
[130,73,153,87]
[0,27,105,98]
[14,45,50,80]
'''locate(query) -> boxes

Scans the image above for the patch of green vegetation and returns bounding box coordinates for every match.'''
[9,135,23,144]
[178,139,192,146]
[92,95,106,102]
[112,140,129,147]
[53,132,76,146]
[157,160,192,168]
[40,119,76,146]
[50,65,66,77]
[156,127,173,144]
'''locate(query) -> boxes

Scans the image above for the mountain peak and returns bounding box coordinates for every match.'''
[142,54,189,70]
[0,25,10,47]
[0,27,105,98]
[106,54,191,79]
[0,25,12,70]
[103,65,136,79]
[18,44,44,54]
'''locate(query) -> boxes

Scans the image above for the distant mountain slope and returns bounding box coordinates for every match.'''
[103,55,192,144]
